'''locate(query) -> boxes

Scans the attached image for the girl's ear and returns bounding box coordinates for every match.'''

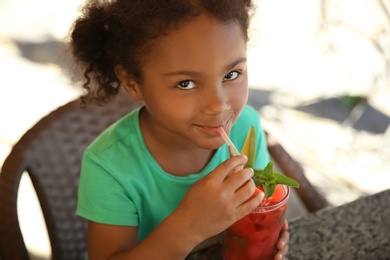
[115,65,143,101]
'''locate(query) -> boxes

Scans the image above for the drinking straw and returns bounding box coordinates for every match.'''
[217,127,240,156]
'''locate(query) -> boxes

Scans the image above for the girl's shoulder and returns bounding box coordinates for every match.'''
[86,106,142,154]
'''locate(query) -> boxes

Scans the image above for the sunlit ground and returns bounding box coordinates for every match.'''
[1,0,389,259]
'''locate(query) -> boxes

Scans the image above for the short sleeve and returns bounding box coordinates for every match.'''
[76,149,139,226]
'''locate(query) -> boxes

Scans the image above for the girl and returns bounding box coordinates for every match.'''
[69,0,289,259]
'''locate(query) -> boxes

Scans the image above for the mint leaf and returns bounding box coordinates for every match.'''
[263,161,274,179]
[263,183,276,198]
[274,172,300,188]
[252,161,300,198]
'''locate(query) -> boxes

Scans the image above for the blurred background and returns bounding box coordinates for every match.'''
[1,0,389,259]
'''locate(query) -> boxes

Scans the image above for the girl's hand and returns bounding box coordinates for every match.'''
[275,220,290,260]
[174,155,264,241]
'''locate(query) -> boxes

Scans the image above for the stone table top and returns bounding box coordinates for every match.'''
[287,188,390,259]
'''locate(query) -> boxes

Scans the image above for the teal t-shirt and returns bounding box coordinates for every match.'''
[76,105,270,242]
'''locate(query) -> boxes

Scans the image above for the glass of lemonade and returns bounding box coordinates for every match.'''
[223,185,289,260]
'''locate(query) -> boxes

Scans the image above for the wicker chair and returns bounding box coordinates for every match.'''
[0,91,327,260]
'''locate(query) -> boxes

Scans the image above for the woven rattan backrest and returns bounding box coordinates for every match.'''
[0,92,141,260]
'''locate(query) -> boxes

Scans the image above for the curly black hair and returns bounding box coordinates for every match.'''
[68,0,255,105]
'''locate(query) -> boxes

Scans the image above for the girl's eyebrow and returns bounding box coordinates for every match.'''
[223,57,247,72]
[163,70,202,77]
[162,57,247,77]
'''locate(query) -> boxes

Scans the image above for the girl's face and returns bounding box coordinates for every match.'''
[128,14,248,151]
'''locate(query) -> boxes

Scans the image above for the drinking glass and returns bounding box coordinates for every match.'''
[223,185,289,260]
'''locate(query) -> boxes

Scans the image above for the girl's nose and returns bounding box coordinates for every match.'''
[201,86,231,115]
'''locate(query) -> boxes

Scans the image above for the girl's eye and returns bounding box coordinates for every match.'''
[223,71,240,81]
[176,80,196,90]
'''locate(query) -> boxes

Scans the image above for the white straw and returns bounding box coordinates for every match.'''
[217,127,240,156]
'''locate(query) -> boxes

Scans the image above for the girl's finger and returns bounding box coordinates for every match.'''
[210,155,248,181]
[282,219,289,231]
[276,229,290,250]
[233,178,255,200]
[223,167,254,191]
[274,245,289,260]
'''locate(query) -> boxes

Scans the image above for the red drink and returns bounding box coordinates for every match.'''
[223,185,289,260]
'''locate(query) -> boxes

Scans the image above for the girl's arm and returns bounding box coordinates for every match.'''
[87,212,203,260]
[87,222,137,259]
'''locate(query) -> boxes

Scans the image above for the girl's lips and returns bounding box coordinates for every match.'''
[198,125,223,135]
[197,118,232,135]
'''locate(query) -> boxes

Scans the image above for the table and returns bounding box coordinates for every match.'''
[288,188,390,259]
[186,189,390,259]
